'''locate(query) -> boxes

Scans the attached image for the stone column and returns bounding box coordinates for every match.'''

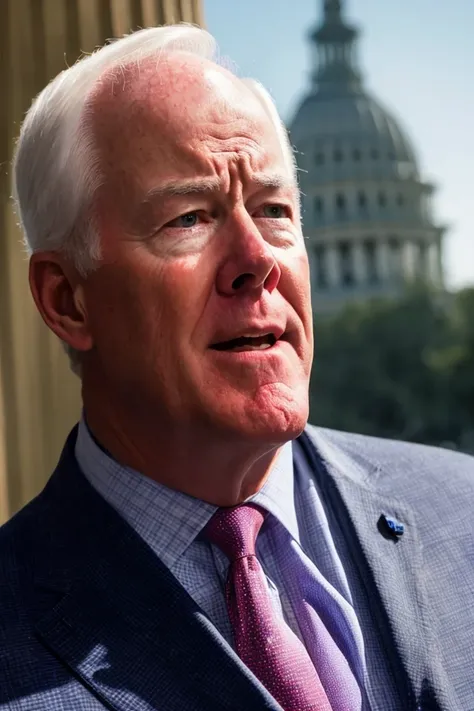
[428,241,441,286]
[377,239,391,283]
[326,244,340,289]
[352,241,366,286]
[436,239,445,286]
[402,240,417,282]
[0,0,204,522]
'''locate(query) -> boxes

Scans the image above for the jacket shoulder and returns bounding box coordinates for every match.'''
[0,491,50,631]
[0,494,48,686]
[304,424,474,491]
[0,493,43,568]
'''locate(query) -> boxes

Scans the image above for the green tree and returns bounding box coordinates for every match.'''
[310,287,474,452]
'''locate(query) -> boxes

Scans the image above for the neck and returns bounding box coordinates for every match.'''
[82,388,284,507]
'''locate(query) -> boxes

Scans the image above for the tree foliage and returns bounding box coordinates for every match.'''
[309,287,474,453]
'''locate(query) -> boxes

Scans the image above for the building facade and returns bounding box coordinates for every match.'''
[0,0,204,521]
[289,0,446,313]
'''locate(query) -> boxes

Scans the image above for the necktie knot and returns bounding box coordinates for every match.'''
[203,503,266,561]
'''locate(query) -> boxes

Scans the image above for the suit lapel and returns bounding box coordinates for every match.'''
[36,574,280,711]
[34,426,460,710]
[33,433,281,711]
[298,430,460,711]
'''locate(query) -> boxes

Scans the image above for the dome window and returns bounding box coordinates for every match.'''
[335,193,346,212]
[378,191,387,207]
[314,196,324,219]
[388,237,402,280]
[396,193,405,206]
[371,149,379,160]
[315,151,325,165]
[353,149,361,162]
[334,149,343,162]
[388,151,396,160]
[364,239,379,284]
[314,244,328,289]
[358,191,367,210]
[338,241,354,287]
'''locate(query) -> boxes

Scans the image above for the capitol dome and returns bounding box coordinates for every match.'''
[291,92,419,181]
[289,0,445,311]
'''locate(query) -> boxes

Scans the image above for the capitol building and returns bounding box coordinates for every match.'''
[290,0,446,312]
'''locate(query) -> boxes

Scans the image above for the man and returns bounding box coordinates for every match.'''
[0,24,473,711]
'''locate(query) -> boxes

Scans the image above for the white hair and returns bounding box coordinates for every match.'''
[12,24,297,374]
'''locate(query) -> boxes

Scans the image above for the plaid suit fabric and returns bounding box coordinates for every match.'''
[0,424,473,709]
[76,418,396,707]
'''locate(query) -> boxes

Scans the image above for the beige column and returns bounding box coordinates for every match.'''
[352,241,366,286]
[377,240,391,283]
[402,240,417,282]
[326,243,340,288]
[428,242,441,286]
[0,0,204,522]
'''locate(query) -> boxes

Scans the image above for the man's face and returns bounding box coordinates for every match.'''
[82,55,313,444]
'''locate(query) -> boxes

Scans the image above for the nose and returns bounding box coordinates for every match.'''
[216,213,282,297]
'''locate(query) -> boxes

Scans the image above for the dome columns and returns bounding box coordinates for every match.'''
[292,1,446,312]
[309,232,441,299]
[352,241,367,284]
[326,244,341,287]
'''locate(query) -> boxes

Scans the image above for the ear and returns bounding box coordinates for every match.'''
[29,252,94,353]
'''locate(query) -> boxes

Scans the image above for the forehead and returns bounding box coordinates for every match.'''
[90,54,287,189]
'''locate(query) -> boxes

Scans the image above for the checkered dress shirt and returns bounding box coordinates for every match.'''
[76,417,400,709]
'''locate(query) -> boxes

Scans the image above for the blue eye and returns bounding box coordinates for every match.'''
[263,205,287,218]
[176,212,198,227]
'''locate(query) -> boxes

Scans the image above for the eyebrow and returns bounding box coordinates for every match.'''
[143,172,295,201]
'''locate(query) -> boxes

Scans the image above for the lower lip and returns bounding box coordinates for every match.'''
[209,340,290,360]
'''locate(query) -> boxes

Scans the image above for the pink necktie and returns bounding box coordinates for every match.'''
[204,503,333,711]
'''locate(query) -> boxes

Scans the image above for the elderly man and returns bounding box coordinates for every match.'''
[0,24,473,711]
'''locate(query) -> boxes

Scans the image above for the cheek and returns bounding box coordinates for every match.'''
[281,248,312,316]
[88,251,214,359]
[159,260,209,326]
[84,262,165,361]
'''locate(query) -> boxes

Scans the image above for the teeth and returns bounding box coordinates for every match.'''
[232,342,272,351]
[211,332,278,351]
[240,332,272,339]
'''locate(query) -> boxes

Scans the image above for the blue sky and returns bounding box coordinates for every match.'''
[204,0,474,288]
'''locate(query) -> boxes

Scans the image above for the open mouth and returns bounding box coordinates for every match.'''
[210,333,278,352]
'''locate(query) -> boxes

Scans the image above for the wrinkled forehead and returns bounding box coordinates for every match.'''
[88,52,284,177]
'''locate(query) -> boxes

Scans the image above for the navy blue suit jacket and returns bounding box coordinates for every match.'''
[1,425,473,710]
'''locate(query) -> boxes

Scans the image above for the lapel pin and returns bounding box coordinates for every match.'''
[377,514,405,541]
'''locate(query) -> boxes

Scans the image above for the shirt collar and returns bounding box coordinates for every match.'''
[249,441,300,543]
[75,415,299,569]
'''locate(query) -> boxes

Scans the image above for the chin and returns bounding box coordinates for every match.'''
[215,384,310,445]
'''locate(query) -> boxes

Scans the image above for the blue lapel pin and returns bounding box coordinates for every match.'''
[378,513,404,541]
